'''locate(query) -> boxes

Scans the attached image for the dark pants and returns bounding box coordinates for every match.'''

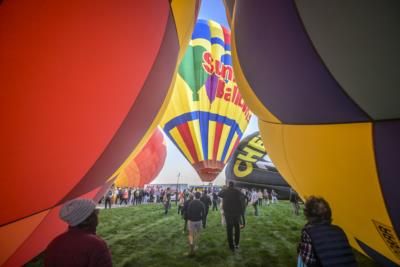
[184,218,188,231]
[240,213,246,227]
[225,215,241,250]
[164,201,170,215]
[253,202,258,216]
[212,200,218,211]
[202,209,209,228]
[292,202,300,215]
[241,204,247,226]
[105,197,112,209]
[178,205,183,214]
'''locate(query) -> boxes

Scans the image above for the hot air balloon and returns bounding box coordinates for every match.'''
[225,132,290,198]
[115,128,166,188]
[161,19,251,182]
[0,1,199,266]
[228,1,400,266]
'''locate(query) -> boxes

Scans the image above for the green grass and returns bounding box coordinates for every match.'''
[27,202,381,267]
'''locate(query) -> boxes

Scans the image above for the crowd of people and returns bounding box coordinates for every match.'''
[43,183,357,267]
[101,185,282,213]
[101,185,182,209]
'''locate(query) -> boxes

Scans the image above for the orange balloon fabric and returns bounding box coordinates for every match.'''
[115,128,167,188]
[0,1,199,265]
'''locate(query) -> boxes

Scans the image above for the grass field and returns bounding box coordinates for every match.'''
[28,201,381,267]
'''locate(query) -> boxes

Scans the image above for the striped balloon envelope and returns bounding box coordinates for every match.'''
[161,19,251,182]
[227,0,400,266]
[115,128,166,188]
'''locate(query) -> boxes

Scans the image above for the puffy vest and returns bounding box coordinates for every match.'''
[306,223,357,267]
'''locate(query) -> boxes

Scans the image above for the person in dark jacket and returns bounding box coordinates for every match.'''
[182,193,194,232]
[212,192,219,211]
[45,199,112,267]
[200,191,212,228]
[186,192,205,256]
[218,181,245,252]
[163,187,171,215]
[104,189,113,209]
[289,188,300,215]
[297,196,357,267]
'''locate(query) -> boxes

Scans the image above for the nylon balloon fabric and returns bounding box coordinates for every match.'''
[225,132,290,198]
[115,128,166,188]
[161,19,251,182]
[228,0,400,266]
[0,1,199,266]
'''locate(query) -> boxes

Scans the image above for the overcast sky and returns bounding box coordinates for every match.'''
[151,0,258,186]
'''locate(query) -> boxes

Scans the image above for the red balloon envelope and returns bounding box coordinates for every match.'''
[0,1,199,266]
[115,128,167,188]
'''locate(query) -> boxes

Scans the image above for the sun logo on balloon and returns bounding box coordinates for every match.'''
[178,45,208,102]
[179,45,235,105]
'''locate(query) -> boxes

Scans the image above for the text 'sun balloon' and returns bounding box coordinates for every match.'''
[161,19,251,182]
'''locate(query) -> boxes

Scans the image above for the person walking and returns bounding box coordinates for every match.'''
[163,187,171,215]
[250,189,259,216]
[212,191,219,211]
[263,189,270,206]
[120,188,129,206]
[271,189,278,203]
[200,191,212,228]
[297,196,357,267]
[104,189,113,209]
[116,188,122,206]
[182,193,194,233]
[186,192,205,256]
[257,189,263,206]
[218,181,245,252]
[113,187,119,205]
[175,190,179,206]
[289,188,300,215]
[128,188,133,205]
[178,192,185,215]
[45,199,112,267]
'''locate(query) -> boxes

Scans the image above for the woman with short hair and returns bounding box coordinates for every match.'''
[297,196,357,267]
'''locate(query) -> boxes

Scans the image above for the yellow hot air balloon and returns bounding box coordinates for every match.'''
[228,1,400,266]
[161,19,251,182]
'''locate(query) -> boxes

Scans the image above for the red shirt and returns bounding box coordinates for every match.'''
[45,228,112,267]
